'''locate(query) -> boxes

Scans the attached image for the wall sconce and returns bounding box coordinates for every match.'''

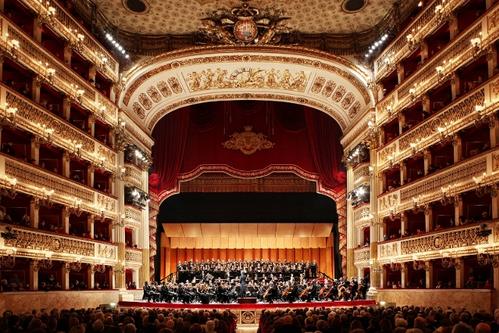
[409,87,417,101]
[8,38,20,58]
[1,104,17,126]
[1,176,17,199]
[41,187,54,207]
[470,37,482,55]
[39,123,54,144]
[406,33,419,50]
[70,140,83,158]
[69,197,83,217]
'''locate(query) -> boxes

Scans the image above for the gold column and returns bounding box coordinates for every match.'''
[30,260,39,291]
[455,258,464,288]
[30,198,39,228]
[140,248,150,285]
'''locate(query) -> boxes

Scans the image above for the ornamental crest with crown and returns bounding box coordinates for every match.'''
[199,0,290,45]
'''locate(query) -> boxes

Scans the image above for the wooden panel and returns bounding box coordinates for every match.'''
[286,248,295,261]
[278,248,286,260]
[227,248,236,260]
[270,248,278,261]
[276,223,295,236]
[236,249,244,260]
[261,248,269,259]
[258,223,276,236]
[220,248,227,261]
[186,248,194,261]
[295,248,303,262]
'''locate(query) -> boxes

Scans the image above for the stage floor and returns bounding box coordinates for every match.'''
[118,299,376,310]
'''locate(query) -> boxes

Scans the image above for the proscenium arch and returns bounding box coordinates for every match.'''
[118,45,375,133]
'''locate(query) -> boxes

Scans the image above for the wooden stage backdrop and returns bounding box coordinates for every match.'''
[160,240,334,278]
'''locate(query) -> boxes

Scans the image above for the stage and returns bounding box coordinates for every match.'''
[118,299,376,310]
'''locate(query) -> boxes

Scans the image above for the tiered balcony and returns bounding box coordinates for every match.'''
[375,0,464,80]
[376,5,499,125]
[377,75,497,170]
[0,154,118,218]
[0,16,118,126]
[18,0,119,82]
[353,163,370,186]
[1,84,117,172]
[377,219,498,263]
[123,205,142,228]
[377,147,498,217]
[0,223,118,264]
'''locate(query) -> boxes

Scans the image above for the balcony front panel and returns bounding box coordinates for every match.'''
[2,86,116,172]
[354,247,371,266]
[19,0,119,82]
[353,163,370,186]
[124,164,144,188]
[376,6,499,126]
[0,17,118,126]
[377,147,499,217]
[125,248,143,265]
[377,221,497,263]
[0,155,118,218]
[124,205,143,227]
[0,224,118,264]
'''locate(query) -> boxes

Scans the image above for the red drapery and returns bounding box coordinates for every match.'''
[151,110,190,193]
[151,101,345,199]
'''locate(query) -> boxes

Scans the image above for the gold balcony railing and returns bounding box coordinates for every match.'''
[375,0,463,80]
[376,74,498,170]
[377,220,498,263]
[0,16,118,126]
[19,0,119,82]
[1,84,116,172]
[125,248,143,264]
[376,5,499,125]
[353,163,370,186]
[0,223,118,264]
[123,164,144,188]
[123,206,143,227]
[0,154,118,218]
[354,247,371,265]
[377,147,499,217]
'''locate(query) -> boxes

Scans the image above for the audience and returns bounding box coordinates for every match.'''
[0,308,237,333]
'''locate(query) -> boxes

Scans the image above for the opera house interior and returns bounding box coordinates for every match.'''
[1,0,499,332]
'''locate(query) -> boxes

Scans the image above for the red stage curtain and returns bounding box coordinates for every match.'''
[150,102,345,197]
[304,109,346,191]
[151,110,190,193]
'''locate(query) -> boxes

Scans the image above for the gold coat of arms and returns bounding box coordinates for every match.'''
[222,126,275,155]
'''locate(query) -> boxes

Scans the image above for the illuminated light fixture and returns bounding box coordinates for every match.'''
[364,33,389,59]
[105,32,130,59]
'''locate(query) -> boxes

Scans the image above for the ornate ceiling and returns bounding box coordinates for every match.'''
[93,0,405,35]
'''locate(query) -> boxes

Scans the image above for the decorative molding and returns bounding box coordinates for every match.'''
[222,126,275,155]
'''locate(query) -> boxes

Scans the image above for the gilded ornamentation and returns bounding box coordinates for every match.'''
[133,102,146,119]
[349,101,361,119]
[399,225,489,256]
[125,248,143,263]
[186,68,308,92]
[493,153,499,171]
[322,80,336,97]
[157,80,172,97]
[222,126,275,155]
[122,48,371,107]
[378,192,399,211]
[199,0,289,45]
[341,92,355,110]
[138,93,153,110]
[96,243,116,259]
[3,226,95,257]
[354,247,370,263]
[167,77,183,94]
[332,85,346,103]
[240,311,257,325]
[311,76,326,94]
[148,92,348,130]
[399,156,487,202]
[146,86,162,103]
[487,6,499,32]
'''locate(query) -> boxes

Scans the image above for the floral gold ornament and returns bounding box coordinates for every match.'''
[199,0,290,45]
[222,126,274,155]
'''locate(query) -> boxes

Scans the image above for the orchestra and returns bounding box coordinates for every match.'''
[142,260,368,304]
